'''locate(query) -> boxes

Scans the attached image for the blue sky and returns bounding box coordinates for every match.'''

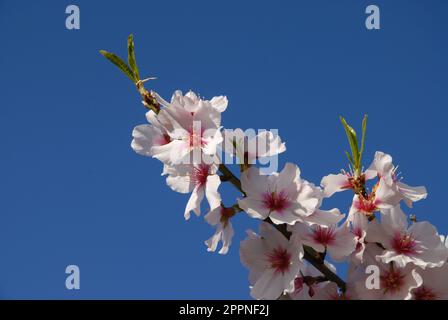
[0,0,447,299]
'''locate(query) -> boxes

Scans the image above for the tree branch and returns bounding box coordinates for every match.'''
[219,164,245,195]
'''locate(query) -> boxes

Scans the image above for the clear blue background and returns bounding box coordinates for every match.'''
[0,0,447,299]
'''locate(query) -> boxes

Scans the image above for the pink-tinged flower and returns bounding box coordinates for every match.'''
[131,110,172,157]
[351,244,423,300]
[320,170,376,198]
[163,162,221,220]
[286,262,338,300]
[135,90,226,165]
[366,205,448,269]
[410,264,448,300]
[240,222,303,300]
[222,128,286,164]
[204,205,235,255]
[237,163,321,225]
[365,151,427,208]
[347,178,405,221]
[289,222,357,261]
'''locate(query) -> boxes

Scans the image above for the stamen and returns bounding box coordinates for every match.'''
[381,270,406,294]
[413,286,438,300]
[391,232,417,256]
[192,164,210,187]
[262,190,291,213]
[267,247,291,274]
[312,226,336,246]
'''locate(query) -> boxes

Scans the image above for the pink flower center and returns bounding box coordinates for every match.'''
[391,232,417,256]
[156,133,171,146]
[192,164,210,187]
[380,270,405,294]
[354,195,377,214]
[267,247,291,274]
[312,226,336,246]
[344,173,366,191]
[413,286,438,300]
[352,227,364,252]
[188,126,205,148]
[262,191,291,213]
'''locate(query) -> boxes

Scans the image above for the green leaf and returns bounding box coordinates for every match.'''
[340,116,360,169]
[127,34,140,81]
[99,50,136,83]
[344,151,355,166]
[359,115,368,165]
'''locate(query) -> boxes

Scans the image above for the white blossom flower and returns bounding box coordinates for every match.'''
[163,161,221,220]
[289,221,357,261]
[222,128,286,164]
[410,264,448,300]
[351,244,423,300]
[366,205,448,269]
[204,205,235,254]
[365,151,427,208]
[237,163,322,225]
[131,110,172,157]
[240,222,303,300]
[134,90,226,165]
[346,177,408,221]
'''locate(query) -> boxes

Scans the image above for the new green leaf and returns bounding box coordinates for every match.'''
[339,115,369,175]
[99,50,136,83]
[127,34,140,81]
[359,115,368,165]
[340,116,360,169]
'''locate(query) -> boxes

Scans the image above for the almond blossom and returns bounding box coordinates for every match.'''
[346,176,413,220]
[131,110,172,158]
[364,151,427,208]
[204,205,236,255]
[163,161,221,219]
[366,205,448,269]
[134,90,226,165]
[289,222,357,261]
[345,175,414,222]
[238,163,321,225]
[222,128,286,164]
[240,222,303,300]
[351,244,423,300]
